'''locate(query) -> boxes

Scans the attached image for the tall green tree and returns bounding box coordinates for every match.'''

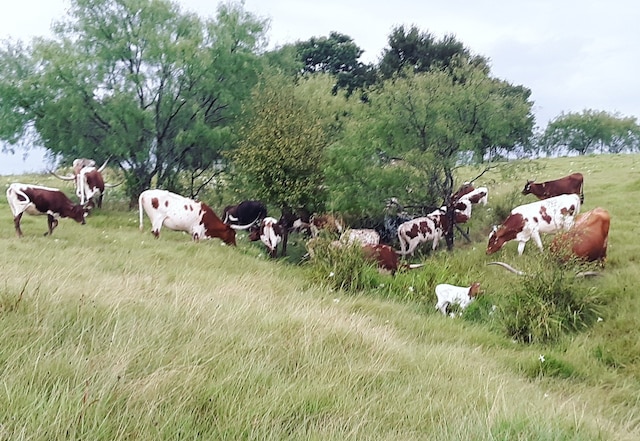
[229,73,330,218]
[325,63,533,249]
[378,25,489,79]
[0,0,267,205]
[542,109,640,155]
[294,32,375,97]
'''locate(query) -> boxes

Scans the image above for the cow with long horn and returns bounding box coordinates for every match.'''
[50,158,119,208]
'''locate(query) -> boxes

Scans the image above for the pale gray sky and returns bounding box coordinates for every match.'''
[1,0,638,174]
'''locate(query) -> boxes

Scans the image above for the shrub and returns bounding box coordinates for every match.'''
[496,259,605,344]
[305,237,382,292]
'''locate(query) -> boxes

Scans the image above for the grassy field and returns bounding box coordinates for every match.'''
[1,154,640,440]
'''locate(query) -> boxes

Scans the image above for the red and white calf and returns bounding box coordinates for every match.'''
[435,282,482,316]
[6,183,89,237]
[486,194,581,255]
[138,189,236,245]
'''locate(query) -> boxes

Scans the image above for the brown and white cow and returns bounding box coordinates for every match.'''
[522,172,584,203]
[309,213,344,237]
[550,207,610,263]
[6,183,90,237]
[397,210,446,256]
[249,216,285,258]
[459,186,489,206]
[486,194,581,255]
[138,189,236,245]
[52,158,115,208]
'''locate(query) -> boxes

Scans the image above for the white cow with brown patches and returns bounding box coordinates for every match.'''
[487,194,581,255]
[138,189,236,244]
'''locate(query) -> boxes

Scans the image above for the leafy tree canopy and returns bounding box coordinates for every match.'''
[228,73,336,216]
[542,109,640,155]
[378,25,489,79]
[0,0,267,204]
[293,32,375,97]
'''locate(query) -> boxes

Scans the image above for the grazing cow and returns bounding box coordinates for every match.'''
[459,186,489,206]
[222,200,267,230]
[138,189,236,245]
[486,194,581,255]
[362,244,424,275]
[309,214,344,237]
[340,228,381,246]
[522,172,584,203]
[6,183,89,237]
[249,217,286,258]
[51,158,116,208]
[550,207,610,263]
[397,212,445,256]
[435,282,482,316]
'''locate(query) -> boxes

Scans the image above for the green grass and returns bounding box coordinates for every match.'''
[0,155,640,439]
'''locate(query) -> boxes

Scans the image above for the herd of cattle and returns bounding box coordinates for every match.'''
[6,160,610,313]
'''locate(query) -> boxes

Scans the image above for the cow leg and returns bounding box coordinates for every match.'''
[151,218,165,238]
[531,230,544,252]
[45,214,58,236]
[13,213,24,237]
[280,230,289,256]
[97,194,103,209]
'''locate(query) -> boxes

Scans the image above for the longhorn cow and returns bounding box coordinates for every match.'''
[6,183,90,237]
[51,158,118,208]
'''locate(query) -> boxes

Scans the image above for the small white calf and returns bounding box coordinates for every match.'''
[435,282,482,316]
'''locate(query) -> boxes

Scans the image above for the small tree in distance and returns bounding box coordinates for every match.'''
[542,109,640,155]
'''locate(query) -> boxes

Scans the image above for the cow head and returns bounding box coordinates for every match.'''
[521,180,534,195]
[218,226,237,246]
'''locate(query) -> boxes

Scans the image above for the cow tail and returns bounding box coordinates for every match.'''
[138,195,144,232]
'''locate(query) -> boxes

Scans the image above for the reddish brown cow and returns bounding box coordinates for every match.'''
[6,183,89,237]
[550,207,610,263]
[362,244,424,275]
[522,172,584,203]
[138,189,236,244]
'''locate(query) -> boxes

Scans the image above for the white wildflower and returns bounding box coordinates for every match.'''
[597,317,603,322]
[329,272,335,278]
[539,354,545,363]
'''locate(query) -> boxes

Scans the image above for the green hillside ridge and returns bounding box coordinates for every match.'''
[0,153,639,440]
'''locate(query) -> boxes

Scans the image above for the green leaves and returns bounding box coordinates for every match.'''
[542,109,640,155]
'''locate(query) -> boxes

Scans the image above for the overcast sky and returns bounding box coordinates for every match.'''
[1,0,638,174]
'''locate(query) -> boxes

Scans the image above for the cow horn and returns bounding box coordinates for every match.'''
[97,157,110,172]
[49,169,76,181]
[407,263,424,269]
[487,261,526,275]
[104,180,124,188]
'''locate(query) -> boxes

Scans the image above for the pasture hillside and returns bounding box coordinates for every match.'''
[1,154,640,440]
